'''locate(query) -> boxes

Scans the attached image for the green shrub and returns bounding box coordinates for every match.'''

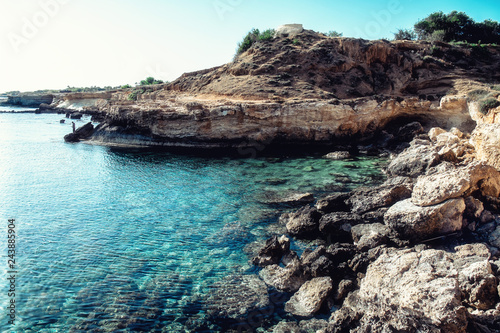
[128,89,144,101]
[258,29,275,41]
[326,30,343,37]
[121,84,132,89]
[479,97,500,114]
[430,46,444,57]
[140,77,163,86]
[394,28,416,40]
[467,89,490,101]
[236,28,275,56]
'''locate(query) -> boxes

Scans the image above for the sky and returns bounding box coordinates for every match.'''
[0,0,499,93]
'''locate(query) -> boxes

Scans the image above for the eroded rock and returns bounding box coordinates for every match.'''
[384,198,466,242]
[332,248,467,333]
[205,275,270,321]
[284,277,333,317]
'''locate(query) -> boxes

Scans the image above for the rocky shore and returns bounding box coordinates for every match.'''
[201,124,500,332]
[8,26,500,332]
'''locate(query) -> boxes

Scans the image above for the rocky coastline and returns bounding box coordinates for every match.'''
[4,27,500,331]
[192,121,500,332]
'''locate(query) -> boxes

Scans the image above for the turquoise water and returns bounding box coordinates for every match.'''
[0,113,385,332]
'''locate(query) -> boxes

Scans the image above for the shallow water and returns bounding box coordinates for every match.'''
[0,113,385,332]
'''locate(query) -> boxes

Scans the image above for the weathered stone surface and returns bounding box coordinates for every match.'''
[428,126,447,141]
[453,243,498,310]
[324,151,351,160]
[464,196,485,220]
[285,206,321,237]
[333,248,467,333]
[347,184,412,214]
[350,223,391,250]
[275,24,304,38]
[411,162,500,206]
[396,121,424,142]
[315,193,350,214]
[284,277,333,317]
[260,256,309,293]
[252,235,290,267]
[205,275,270,321]
[386,142,440,177]
[384,198,466,241]
[262,192,315,206]
[273,321,300,333]
[471,123,500,171]
[334,279,355,302]
[318,212,362,236]
[489,226,500,248]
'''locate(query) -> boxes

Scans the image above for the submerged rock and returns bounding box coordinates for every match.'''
[324,151,351,160]
[205,275,270,322]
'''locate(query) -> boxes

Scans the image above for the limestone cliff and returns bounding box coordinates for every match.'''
[53,29,500,150]
[6,93,54,107]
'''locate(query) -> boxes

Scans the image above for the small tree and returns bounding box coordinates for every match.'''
[140,77,163,85]
[326,30,343,37]
[394,29,416,40]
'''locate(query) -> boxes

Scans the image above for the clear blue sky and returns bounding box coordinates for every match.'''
[0,0,499,93]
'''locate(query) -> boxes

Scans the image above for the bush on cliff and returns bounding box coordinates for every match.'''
[393,29,416,40]
[479,97,500,115]
[236,28,276,56]
[326,30,343,37]
[128,89,144,101]
[140,77,163,85]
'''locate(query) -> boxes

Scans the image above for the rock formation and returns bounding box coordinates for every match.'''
[51,30,500,150]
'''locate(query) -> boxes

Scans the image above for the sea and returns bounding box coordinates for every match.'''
[0,111,386,332]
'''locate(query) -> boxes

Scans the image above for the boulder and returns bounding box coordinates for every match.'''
[301,246,336,278]
[315,192,350,214]
[386,141,440,177]
[260,256,309,293]
[324,151,351,160]
[471,123,500,171]
[334,279,355,302]
[261,192,314,206]
[318,212,362,242]
[330,248,467,333]
[252,235,290,267]
[350,223,391,250]
[70,112,83,119]
[428,127,447,141]
[411,162,500,207]
[286,206,322,238]
[384,198,466,242]
[64,122,95,143]
[453,244,498,310]
[284,277,333,317]
[205,275,270,323]
[347,184,412,214]
[396,121,424,142]
[489,226,500,248]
